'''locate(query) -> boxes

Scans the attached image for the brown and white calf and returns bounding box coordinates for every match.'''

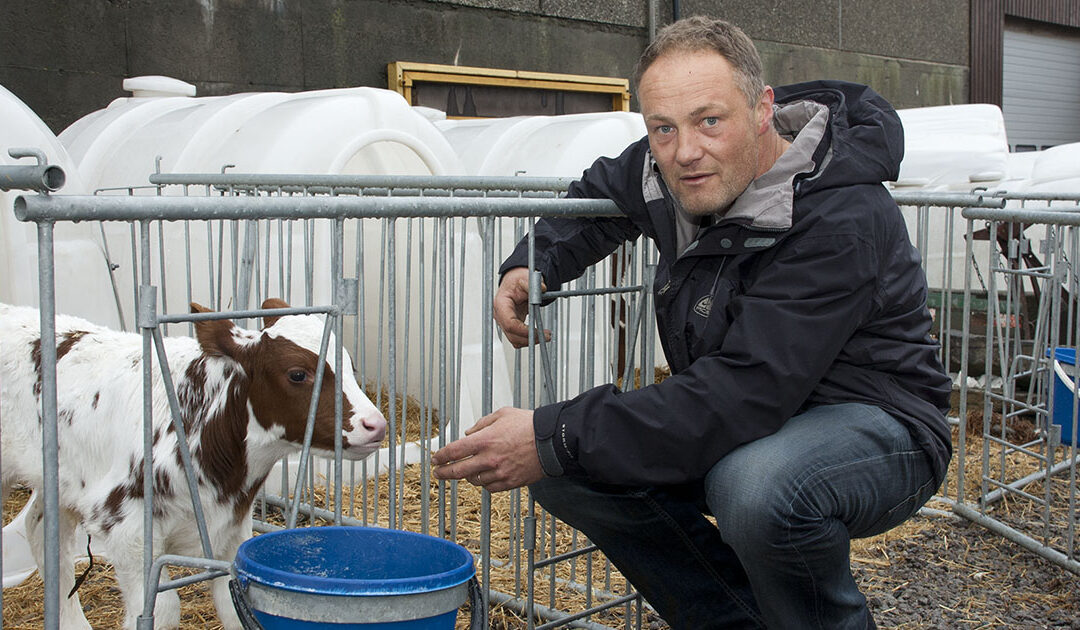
[0,298,387,630]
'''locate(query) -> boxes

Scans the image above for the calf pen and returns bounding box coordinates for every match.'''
[3,162,1080,629]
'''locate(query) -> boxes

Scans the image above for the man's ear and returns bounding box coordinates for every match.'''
[261,298,290,330]
[756,86,776,135]
[191,303,240,359]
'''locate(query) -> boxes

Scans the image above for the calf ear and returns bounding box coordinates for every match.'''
[190,302,213,314]
[194,317,241,359]
[261,298,290,330]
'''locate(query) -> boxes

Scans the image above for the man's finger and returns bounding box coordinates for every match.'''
[465,413,498,436]
[431,436,476,467]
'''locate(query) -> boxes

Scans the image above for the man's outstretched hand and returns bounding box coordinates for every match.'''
[432,407,544,492]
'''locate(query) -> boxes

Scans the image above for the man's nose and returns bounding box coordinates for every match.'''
[675,131,704,166]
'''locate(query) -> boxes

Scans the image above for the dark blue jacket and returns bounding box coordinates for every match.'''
[501,81,952,487]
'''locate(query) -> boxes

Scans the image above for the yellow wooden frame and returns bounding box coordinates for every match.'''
[387,61,631,117]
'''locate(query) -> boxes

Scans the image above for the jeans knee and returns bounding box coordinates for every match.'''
[705,463,793,551]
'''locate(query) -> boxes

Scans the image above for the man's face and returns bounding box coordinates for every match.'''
[638,49,773,216]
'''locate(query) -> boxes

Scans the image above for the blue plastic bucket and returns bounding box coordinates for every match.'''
[1047,347,1078,446]
[231,526,477,630]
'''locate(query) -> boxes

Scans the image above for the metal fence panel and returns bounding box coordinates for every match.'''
[6,168,1080,630]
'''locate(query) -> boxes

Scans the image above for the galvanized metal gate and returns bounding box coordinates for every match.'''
[5,159,1080,629]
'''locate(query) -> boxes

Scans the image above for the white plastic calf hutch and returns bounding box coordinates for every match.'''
[56,79,490,424]
[0,85,117,328]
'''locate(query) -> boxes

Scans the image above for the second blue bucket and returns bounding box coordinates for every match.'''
[1048,347,1078,446]
[231,526,478,630]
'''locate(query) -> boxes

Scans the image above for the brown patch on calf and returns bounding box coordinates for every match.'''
[30,331,91,397]
[57,330,89,360]
[245,335,356,453]
[98,484,131,533]
[175,358,210,437]
[194,376,250,502]
[96,456,178,530]
[30,338,41,396]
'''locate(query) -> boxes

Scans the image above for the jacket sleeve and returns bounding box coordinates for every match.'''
[498,139,649,287]
[537,219,882,486]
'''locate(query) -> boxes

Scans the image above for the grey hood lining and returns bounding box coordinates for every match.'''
[721,99,829,230]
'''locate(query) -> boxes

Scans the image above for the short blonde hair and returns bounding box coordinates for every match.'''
[633,16,766,107]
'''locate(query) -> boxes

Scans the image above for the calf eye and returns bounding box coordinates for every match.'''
[288,370,307,383]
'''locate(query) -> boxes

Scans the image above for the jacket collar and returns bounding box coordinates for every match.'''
[721,99,828,231]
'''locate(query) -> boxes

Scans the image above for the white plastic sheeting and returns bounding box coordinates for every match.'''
[894,103,1010,191]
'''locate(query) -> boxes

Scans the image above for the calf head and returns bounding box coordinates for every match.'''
[191,298,386,460]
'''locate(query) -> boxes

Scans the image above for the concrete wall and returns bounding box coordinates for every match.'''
[1,0,968,133]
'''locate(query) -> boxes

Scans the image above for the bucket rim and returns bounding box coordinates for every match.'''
[233,526,475,597]
[1047,346,1078,365]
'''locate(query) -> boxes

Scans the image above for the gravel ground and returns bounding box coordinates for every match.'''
[853,512,1079,629]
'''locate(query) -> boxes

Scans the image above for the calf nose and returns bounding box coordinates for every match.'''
[363,411,388,441]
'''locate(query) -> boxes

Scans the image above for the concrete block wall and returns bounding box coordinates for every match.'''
[1,0,967,133]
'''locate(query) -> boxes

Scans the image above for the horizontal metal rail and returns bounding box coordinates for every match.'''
[964,206,1080,224]
[953,503,1080,575]
[14,193,620,222]
[150,172,579,192]
[891,191,1006,208]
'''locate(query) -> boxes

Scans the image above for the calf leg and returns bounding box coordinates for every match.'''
[210,526,246,630]
[25,495,93,630]
[99,518,181,630]
[106,547,180,630]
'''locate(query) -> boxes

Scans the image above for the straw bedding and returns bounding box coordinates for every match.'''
[4,398,1078,629]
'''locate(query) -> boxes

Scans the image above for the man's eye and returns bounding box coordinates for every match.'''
[288,370,307,383]
[656,125,674,135]
[703,117,719,127]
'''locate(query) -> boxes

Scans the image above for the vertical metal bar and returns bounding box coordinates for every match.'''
[398,219,414,529]
[980,220,997,508]
[36,220,61,630]
[137,221,156,630]
[96,222,129,331]
[355,218,369,525]
[373,219,389,529]
[419,216,432,536]
[525,220,539,630]
[387,218,399,530]
[148,327,214,559]
[437,217,448,538]
[480,214,495,627]
[957,217,976,503]
[333,216,346,524]
[156,220,170,335]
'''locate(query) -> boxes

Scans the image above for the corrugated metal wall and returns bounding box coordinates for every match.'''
[1002,24,1080,148]
[970,0,1080,107]
[971,0,1005,106]
[1004,0,1080,25]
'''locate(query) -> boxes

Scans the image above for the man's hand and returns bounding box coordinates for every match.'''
[432,407,544,492]
[493,267,551,348]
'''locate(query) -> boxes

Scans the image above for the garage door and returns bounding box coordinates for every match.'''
[1003,24,1080,150]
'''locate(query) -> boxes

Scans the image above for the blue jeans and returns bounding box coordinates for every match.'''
[528,403,939,630]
